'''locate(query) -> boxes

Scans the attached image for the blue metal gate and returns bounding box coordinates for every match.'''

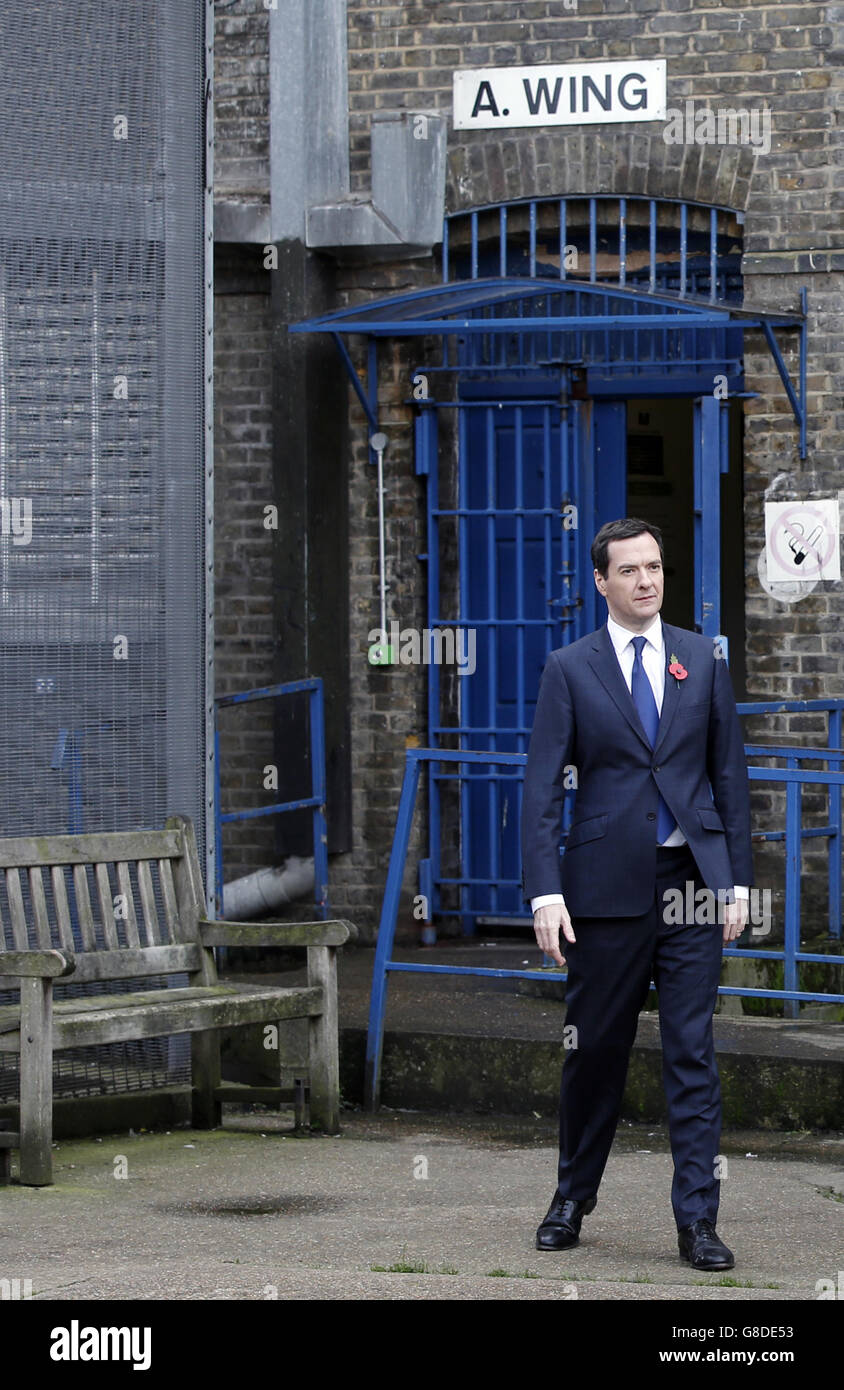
[418,383,634,926]
[289,195,808,937]
[419,384,728,930]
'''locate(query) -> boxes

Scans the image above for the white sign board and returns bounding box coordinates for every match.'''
[764,499,841,583]
[453,60,667,131]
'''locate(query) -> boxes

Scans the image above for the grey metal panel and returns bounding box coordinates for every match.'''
[0,0,206,1102]
[270,0,351,243]
[214,198,272,246]
[370,113,448,247]
[204,0,216,910]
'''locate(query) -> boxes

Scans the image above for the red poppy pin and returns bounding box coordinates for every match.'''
[668,652,688,682]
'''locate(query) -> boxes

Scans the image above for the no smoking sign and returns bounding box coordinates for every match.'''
[764,499,841,583]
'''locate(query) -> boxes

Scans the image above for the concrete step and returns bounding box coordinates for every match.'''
[225,944,844,1132]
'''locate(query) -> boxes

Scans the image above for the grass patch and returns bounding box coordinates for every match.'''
[695,1275,754,1288]
[370,1260,428,1274]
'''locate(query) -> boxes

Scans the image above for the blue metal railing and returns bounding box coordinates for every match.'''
[364,708,844,1108]
[443,194,741,301]
[213,679,329,920]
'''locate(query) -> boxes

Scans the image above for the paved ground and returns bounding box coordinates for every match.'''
[3,1109,843,1301]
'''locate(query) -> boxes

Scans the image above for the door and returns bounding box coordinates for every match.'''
[419,383,627,929]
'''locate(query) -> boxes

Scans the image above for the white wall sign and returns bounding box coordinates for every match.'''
[453,60,667,131]
[764,499,841,583]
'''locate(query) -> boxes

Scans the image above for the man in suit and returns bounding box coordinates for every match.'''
[520,517,753,1269]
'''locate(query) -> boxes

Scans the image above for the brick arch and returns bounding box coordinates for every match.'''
[445,129,756,216]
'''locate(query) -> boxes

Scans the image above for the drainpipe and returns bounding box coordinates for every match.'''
[222,856,315,920]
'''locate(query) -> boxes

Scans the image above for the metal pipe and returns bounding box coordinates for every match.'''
[370,431,389,649]
[222,856,315,920]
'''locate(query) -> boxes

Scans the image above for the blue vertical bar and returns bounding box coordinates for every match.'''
[486,404,499,919]
[545,291,551,365]
[828,706,842,939]
[471,211,478,279]
[559,198,567,281]
[783,759,800,1018]
[364,750,423,1109]
[546,402,556,651]
[589,197,597,282]
[618,196,626,286]
[515,406,525,755]
[420,408,442,929]
[529,200,537,277]
[310,680,329,919]
[680,202,688,297]
[693,396,722,636]
[603,287,610,373]
[517,293,524,368]
[649,199,657,293]
[442,216,450,283]
[458,404,471,930]
[576,400,596,636]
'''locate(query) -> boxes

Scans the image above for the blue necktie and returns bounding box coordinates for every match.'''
[631,635,675,844]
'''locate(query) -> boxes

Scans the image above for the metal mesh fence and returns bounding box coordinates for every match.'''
[0,0,206,1101]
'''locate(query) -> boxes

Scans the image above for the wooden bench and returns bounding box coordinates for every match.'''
[0,814,355,1185]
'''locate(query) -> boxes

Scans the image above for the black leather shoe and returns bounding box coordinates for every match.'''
[678,1218,735,1270]
[536,1192,597,1251]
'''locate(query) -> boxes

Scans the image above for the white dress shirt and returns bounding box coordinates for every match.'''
[530,613,747,912]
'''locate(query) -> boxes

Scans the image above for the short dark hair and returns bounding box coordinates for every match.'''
[591,518,664,578]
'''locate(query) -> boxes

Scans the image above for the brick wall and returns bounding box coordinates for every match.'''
[213,247,278,885]
[214,0,270,202]
[213,0,844,936]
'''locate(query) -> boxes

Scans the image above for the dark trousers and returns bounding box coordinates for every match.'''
[557,843,724,1230]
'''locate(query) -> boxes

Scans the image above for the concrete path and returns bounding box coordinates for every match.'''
[3,1110,842,1301]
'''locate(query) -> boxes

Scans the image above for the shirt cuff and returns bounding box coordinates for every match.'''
[531,893,565,913]
[733,885,749,900]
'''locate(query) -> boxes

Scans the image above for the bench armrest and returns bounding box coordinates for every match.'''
[198,918,357,949]
[0,950,76,978]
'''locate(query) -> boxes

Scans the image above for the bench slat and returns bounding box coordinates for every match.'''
[51,867,76,954]
[28,868,52,950]
[6,869,29,950]
[200,919,353,948]
[136,860,161,946]
[116,863,141,949]
[72,866,98,950]
[0,950,74,979]
[0,984,227,1032]
[0,984,324,1051]
[157,859,179,943]
[0,943,202,993]
[168,816,205,950]
[0,830,184,869]
[53,943,202,985]
[95,864,119,950]
[0,893,7,952]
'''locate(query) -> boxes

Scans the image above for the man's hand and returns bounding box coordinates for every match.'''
[533,902,576,967]
[722,897,749,944]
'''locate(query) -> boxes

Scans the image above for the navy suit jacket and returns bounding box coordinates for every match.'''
[520,621,754,918]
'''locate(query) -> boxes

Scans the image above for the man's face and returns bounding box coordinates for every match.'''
[594,532,664,632]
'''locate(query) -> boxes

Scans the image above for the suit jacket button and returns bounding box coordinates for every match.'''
[653,765,661,772]
[647,812,656,821]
